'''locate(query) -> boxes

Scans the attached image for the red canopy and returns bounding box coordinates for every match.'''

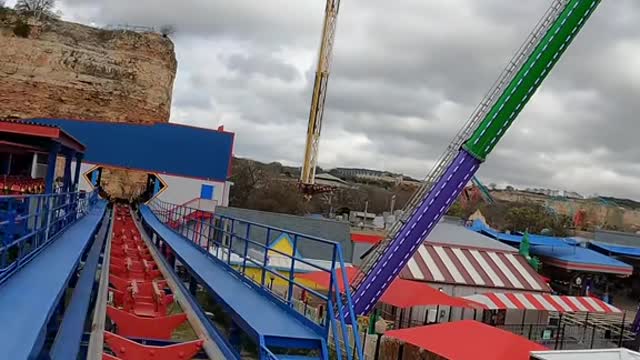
[386,320,547,360]
[464,293,621,313]
[297,267,358,292]
[297,268,482,309]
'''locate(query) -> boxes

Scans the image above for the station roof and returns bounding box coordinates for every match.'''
[0,119,85,154]
[25,118,234,182]
[385,320,547,360]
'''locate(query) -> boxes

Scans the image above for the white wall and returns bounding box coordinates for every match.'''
[73,161,230,206]
[75,162,95,192]
[157,173,228,206]
[404,283,548,326]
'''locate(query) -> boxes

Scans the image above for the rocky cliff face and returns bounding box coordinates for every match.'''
[0,12,177,122]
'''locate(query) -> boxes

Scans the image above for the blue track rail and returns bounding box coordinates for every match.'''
[139,206,328,359]
[50,205,110,359]
[0,200,107,359]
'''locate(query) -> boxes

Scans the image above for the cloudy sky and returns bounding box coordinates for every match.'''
[8,0,640,198]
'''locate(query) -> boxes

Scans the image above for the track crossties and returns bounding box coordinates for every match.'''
[101,205,204,360]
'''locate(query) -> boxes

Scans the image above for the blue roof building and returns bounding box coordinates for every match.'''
[24,118,235,206]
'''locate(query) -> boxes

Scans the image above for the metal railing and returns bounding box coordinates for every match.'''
[148,198,364,359]
[353,0,571,288]
[260,346,280,360]
[0,190,98,284]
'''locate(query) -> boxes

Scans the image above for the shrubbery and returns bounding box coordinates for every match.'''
[13,18,31,37]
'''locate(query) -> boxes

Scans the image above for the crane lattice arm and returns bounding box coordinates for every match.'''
[300,0,341,194]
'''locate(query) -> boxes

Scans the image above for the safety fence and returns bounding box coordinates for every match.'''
[148,198,364,359]
[0,190,98,284]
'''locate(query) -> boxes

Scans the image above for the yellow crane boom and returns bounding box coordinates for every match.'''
[299,0,340,195]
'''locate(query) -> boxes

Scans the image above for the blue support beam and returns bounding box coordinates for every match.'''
[49,209,110,360]
[63,151,74,194]
[2,153,11,175]
[73,153,83,192]
[45,144,61,194]
[0,201,107,359]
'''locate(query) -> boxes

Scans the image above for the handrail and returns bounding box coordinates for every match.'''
[0,190,98,284]
[260,345,279,360]
[148,198,364,359]
[154,199,343,247]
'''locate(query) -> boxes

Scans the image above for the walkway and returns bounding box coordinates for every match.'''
[139,206,326,354]
[0,201,107,359]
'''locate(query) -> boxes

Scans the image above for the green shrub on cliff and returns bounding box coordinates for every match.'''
[13,18,31,37]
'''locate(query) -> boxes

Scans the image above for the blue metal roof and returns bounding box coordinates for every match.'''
[469,221,633,274]
[532,245,633,273]
[589,241,640,258]
[470,220,577,247]
[27,118,234,181]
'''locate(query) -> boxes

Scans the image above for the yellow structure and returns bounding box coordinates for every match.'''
[231,234,328,290]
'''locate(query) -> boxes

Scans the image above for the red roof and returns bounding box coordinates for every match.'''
[401,243,550,292]
[464,293,621,314]
[351,232,384,244]
[0,120,85,153]
[380,278,482,309]
[297,267,357,293]
[386,320,547,360]
[297,268,482,309]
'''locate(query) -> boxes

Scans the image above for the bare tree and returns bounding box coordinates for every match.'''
[15,0,58,20]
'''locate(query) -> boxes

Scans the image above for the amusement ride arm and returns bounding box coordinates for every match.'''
[350,0,603,316]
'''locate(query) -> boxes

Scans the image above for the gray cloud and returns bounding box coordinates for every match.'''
[55,0,640,199]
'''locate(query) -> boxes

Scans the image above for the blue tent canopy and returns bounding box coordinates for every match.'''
[469,220,632,275]
[589,242,640,258]
[470,220,576,248]
[532,245,633,275]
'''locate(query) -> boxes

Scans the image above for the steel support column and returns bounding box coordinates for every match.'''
[73,153,83,192]
[63,151,74,193]
[45,144,61,194]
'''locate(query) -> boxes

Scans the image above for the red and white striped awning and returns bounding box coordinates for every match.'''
[464,293,621,313]
[401,243,550,292]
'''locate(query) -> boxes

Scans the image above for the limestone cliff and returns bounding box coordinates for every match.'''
[0,11,177,122]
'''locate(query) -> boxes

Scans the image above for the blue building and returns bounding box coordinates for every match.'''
[27,118,235,207]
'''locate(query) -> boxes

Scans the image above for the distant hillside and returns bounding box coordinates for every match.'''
[600,197,640,210]
[229,157,419,216]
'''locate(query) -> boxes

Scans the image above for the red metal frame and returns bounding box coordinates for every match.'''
[104,332,203,360]
[0,121,86,152]
[102,205,204,359]
[107,307,187,340]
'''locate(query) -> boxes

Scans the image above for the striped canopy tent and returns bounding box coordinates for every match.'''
[464,293,621,314]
